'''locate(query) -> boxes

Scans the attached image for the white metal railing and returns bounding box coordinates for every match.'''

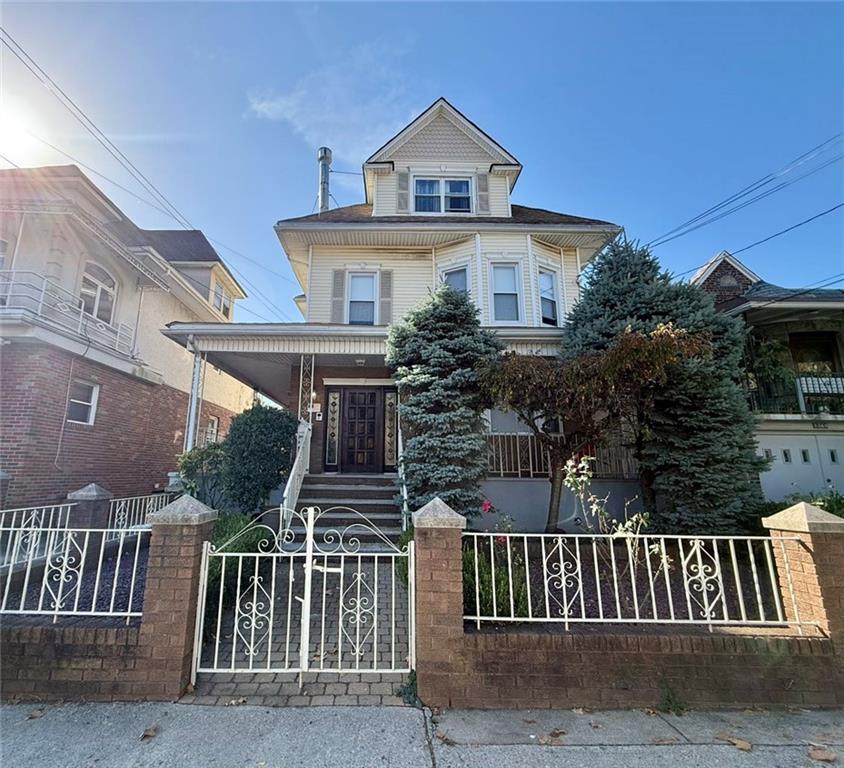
[486,433,638,480]
[0,525,151,622]
[463,532,810,633]
[0,504,74,567]
[281,421,312,527]
[0,270,134,355]
[397,428,410,531]
[796,373,844,414]
[107,493,180,541]
[193,505,414,678]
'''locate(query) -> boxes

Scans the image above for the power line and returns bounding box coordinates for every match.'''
[1,31,298,320]
[732,203,844,255]
[646,132,843,247]
[0,151,20,168]
[650,152,843,248]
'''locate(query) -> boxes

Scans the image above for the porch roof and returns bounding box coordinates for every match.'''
[162,321,565,402]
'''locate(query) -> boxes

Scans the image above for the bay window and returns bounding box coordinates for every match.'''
[539,270,559,326]
[492,264,520,322]
[443,266,468,294]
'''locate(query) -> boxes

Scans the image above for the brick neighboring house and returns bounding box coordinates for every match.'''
[693,250,844,500]
[0,165,255,506]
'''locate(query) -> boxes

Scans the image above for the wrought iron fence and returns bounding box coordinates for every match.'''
[463,532,810,633]
[106,492,179,541]
[0,525,151,623]
[0,504,74,567]
[486,433,638,480]
[194,506,414,680]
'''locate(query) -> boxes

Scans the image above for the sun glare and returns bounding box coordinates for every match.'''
[0,101,47,165]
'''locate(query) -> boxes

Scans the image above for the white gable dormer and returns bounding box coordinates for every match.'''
[364,98,521,218]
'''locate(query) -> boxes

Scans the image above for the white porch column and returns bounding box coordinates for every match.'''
[297,353,315,423]
[184,340,203,451]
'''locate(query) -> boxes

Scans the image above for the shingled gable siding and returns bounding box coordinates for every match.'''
[700,260,755,304]
[0,344,235,506]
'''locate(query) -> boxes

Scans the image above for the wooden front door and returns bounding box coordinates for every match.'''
[341,389,383,473]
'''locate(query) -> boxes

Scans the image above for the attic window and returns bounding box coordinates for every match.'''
[414,178,472,213]
[213,283,233,319]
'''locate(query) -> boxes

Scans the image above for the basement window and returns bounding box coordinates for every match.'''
[782,449,792,463]
[66,381,99,425]
[801,449,811,464]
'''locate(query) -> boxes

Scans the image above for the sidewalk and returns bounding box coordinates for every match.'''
[2,701,841,767]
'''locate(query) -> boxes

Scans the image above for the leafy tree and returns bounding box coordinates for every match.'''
[223,403,298,512]
[386,284,503,517]
[562,239,765,533]
[480,326,706,531]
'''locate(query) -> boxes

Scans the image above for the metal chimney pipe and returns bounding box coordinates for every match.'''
[318,146,332,213]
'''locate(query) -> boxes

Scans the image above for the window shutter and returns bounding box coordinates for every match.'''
[379,270,393,325]
[476,173,490,213]
[397,172,409,213]
[330,269,346,323]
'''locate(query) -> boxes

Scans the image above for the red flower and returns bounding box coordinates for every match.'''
[495,535,507,546]
[481,499,494,514]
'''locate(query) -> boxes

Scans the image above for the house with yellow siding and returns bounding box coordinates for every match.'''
[164,98,635,530]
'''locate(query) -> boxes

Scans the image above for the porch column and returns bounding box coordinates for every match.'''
[297,353,315,423]
[184,341,203,451]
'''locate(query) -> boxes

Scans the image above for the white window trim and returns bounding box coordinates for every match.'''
[488,260,525,326]
[411,175,474,215]
[439,262,472,297]
[78,261,118,326]
[211,276,233,319]
[538,267,562,328]
[66,381,100,426]
[345,270,380,326]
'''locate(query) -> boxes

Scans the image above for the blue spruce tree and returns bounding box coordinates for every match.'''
[563,240,764,533]
[386,285,503,517]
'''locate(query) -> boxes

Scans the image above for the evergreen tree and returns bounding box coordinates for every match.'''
[563,240,764,533]
[386,285,503,517]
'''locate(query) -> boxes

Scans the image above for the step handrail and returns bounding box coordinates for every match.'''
[281,420,312,531]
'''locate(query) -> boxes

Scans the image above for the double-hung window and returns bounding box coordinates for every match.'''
[80,263,117,324]
[205,415,220,445]
[414,178,472,213]
[348,273,376,325]
[492,265,520,322]
[213,283,233,319]
[539,270,559,326]
[66,381,99,425]
[443,266,468,294]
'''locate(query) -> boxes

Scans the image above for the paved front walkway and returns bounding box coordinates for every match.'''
[2,702,842,767]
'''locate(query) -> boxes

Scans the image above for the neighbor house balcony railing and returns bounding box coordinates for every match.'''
[748,374,844,416]
[0,270,134,355]
[486,433,638,480]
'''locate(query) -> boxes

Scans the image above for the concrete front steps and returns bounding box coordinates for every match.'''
[294,474,403,547]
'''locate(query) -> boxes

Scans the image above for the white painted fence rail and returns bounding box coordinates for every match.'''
[107,493,180,540]
[0,525,151,622]
[486,434,637,480]
[0,504,74,567]
[463,532,809,633]
[281,421,312,529]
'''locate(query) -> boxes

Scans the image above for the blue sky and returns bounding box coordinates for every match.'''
[2,2,842,322]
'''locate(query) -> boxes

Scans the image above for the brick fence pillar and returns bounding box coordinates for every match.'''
[412,497,466,708]
[140,495,217,700]
[763,502,844,643]
[66,482,112,528]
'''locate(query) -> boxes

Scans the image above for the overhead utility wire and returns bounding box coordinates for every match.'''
[649,152,844,248]
[1,32,296,320]
[731,203,844,255]
[646,132,843,246]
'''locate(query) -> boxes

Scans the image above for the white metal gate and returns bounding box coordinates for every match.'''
[191,506,414,683]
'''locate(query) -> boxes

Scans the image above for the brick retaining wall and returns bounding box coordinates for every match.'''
[0,497,215,703]
[413,499,844,710]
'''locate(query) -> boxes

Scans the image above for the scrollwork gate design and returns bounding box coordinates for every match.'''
[192,506,415,686]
